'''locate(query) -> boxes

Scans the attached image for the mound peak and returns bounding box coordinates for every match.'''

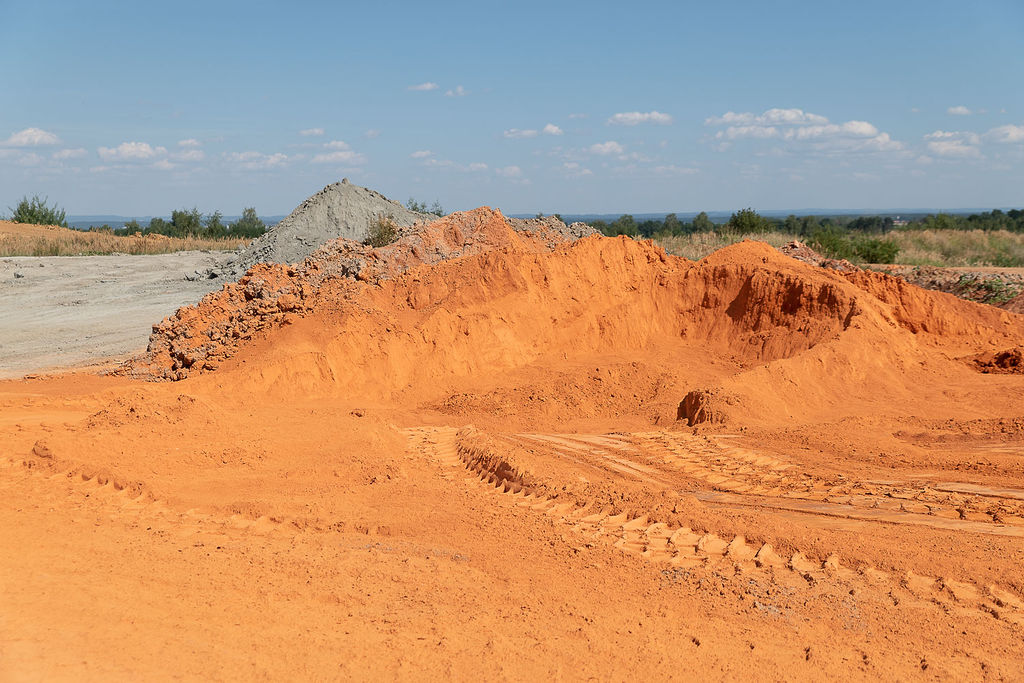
[213,180,429,278]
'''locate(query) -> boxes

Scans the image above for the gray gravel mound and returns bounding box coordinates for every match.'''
[208,179,427,279]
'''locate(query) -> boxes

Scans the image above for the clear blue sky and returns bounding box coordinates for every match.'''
[1,0,1022,216]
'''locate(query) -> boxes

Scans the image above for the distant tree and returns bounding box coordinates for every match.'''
[170,208,203,237]
[406,198,444,217]
[590,219,610,235]
[609,214,638,236]
[204,210,226,237]
[662,213,682,235]
[692,211,714,232]
[230,207,266,237]
[121,219,142,235]
[637,219,662,237]
[783,214,800,234]
[8,195,67,227]
[147,217,169,234]
[725,208,771,235]
[922,213,962,231]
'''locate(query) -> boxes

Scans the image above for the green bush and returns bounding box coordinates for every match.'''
[809,228,899,264]
[365,214,398,247]
[8,195,67,227]
[853,237,899,264]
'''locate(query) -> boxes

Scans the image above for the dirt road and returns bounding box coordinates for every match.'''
[0,252,225,377]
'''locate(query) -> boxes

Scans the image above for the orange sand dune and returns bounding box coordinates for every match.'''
[3,208,1024,679]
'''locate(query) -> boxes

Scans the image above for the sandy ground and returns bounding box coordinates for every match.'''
[0,252,226,378]
[2,212,1024,679]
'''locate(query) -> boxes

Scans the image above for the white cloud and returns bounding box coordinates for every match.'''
[496,165,522,178]
[178,138,202,147]
[364,129,381,139]
[311,149,365,165]
[986,124,1024,143]
[705,108,828,126]
[410,150,433,159]
[225,151,289,170]
[608,111,673,126]
[171,149,205,162]
[568,113,588,119]
[445,85,467,97]
[408,82,438,91]
[323,140,352,150]
[4,127,60,146]
[589,141,625,155]
[16,152,44,167]
[947,106,972,116]
[924,130,981,158]
[152,159,176,170]
[652,165,698,175]
[562,161,592,177]
[468,162,488,172]
[52,148,87,160]
[542,123,563,136]
[706,108,902,154]
[98,141,167,161]
[504,128,539,139]
[299,128,325,137]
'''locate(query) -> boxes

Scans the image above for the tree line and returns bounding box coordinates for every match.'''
[116,207,266,239]
[591,207,1024,239]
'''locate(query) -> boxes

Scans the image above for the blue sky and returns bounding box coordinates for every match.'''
[1,0,1022,216]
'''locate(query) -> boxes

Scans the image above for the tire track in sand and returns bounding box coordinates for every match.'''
[405,426,1024,628]
[0,452,385,538]
[505,432,1024,535]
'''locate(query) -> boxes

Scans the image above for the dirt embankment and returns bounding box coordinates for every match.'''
[129,208,595,379]
[128,211,1024,432]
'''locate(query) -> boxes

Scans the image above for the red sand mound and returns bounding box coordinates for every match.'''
[133,208,573,379]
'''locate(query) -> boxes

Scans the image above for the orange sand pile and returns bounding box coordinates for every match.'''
[4,207,1024,678]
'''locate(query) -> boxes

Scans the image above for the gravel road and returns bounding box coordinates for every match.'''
[0,251,228,378]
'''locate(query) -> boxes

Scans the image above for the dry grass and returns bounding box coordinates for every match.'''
[0,220,250,256]
[655,229,1024,267]
[655,231,799,261]
[885,229,1024,267]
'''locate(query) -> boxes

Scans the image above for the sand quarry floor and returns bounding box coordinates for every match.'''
[2,209,1024,680]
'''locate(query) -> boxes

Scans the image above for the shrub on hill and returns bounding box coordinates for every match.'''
[8,195,67,227]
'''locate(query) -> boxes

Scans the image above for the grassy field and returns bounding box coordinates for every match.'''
[655,229,1024,267]
[0,221,250,256]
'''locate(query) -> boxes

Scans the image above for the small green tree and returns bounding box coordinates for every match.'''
[230,207,266,237]
[663,213,682,235]
[692,211,714,232]
[609,214,638,236]
[725,208,771,235]
[204,210,226,238]
[8,195,68,227]
[170,208,203,237]
[407,198,444,216]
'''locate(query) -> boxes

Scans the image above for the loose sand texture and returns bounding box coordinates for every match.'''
[2,207,1024,679]
[0,251,226,377]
